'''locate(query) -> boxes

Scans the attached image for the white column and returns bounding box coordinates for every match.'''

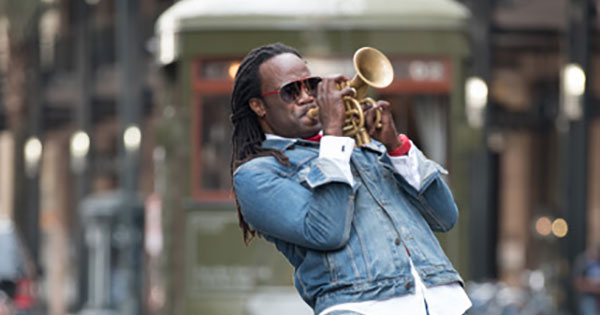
[0,131,14,219]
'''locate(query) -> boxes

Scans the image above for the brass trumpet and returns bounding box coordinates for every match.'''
[307,47,394,146]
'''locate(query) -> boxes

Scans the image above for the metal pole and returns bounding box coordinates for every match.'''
[74,0,92,310]
[117,0,141,192]
[467,0,498,281]
[116,0,142,314]
[26,5,43,273]
[561,0,591,311]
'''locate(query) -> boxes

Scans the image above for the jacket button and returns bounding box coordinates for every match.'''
[394,238,401,245]
[405,282,412,290]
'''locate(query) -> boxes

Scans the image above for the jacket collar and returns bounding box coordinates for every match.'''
[261,133,386,155]
[262,138,299,151]
[262,133,319,151]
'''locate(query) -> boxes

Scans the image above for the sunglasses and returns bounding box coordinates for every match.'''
[261,76,322,103]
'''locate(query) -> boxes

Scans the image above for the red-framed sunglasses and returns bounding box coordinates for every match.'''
[261,76,322,103]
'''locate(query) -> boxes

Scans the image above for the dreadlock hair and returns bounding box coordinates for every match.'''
[230,43,300,244]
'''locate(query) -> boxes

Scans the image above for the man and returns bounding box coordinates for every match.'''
[230,43,471,315]
[574,244,600,315]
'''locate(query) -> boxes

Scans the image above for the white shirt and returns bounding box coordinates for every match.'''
[265,134,472,315]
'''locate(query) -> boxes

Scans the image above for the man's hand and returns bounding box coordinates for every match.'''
[365,100,402,151]
[316,75,354,137]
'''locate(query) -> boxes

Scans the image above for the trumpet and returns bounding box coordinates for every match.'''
[307,47,394,146]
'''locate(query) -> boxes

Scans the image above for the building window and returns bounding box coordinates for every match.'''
[192,58,240,201]
[197,95,232,191]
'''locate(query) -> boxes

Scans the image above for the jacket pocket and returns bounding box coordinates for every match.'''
[322,242,365,284]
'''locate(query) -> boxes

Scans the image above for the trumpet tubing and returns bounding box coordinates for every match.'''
[309,47,393,146]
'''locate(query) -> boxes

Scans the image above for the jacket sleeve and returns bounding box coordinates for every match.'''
[391,146,458,232]
[233,158,356,250]
[415,174,459,232]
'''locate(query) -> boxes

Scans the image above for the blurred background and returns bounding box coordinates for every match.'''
[0,0,599,314]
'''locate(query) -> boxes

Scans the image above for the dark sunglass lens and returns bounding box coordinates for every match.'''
[305,78,321,96]
[280,81,302,103]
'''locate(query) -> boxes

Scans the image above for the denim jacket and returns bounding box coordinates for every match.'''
[233,138,463,314]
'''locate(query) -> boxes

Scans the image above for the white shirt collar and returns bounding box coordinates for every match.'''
[264,133,295,141]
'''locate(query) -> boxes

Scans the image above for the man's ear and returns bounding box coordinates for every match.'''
[249,98,266,118]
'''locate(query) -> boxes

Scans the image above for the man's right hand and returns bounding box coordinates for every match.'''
[316,75,355,137]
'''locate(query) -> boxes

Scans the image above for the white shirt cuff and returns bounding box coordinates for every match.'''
[319,136,355,186]
[389,142,421,189]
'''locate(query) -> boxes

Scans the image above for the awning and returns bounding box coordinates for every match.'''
[154,0,469,64]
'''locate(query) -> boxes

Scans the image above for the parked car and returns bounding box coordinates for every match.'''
[0,219,37,315]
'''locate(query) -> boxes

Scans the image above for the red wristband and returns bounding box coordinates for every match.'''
[387,134,411,156]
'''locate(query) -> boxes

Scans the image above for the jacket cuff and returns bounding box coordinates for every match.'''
[304,157,355,190]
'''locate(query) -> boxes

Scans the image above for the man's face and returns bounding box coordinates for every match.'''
[252,53,321,138]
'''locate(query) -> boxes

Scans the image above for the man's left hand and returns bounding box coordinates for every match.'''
[365,100,402,152]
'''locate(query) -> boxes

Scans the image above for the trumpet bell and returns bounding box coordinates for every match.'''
[353,47,394,89]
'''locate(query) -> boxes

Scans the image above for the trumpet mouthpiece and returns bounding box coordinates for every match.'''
[307,107,319,119]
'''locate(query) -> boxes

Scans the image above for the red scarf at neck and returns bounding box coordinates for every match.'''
[303,134,323,143]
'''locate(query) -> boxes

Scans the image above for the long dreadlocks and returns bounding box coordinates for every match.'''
[230,43,301,244]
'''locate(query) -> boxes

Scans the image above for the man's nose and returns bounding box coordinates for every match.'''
[297,86,314,104]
